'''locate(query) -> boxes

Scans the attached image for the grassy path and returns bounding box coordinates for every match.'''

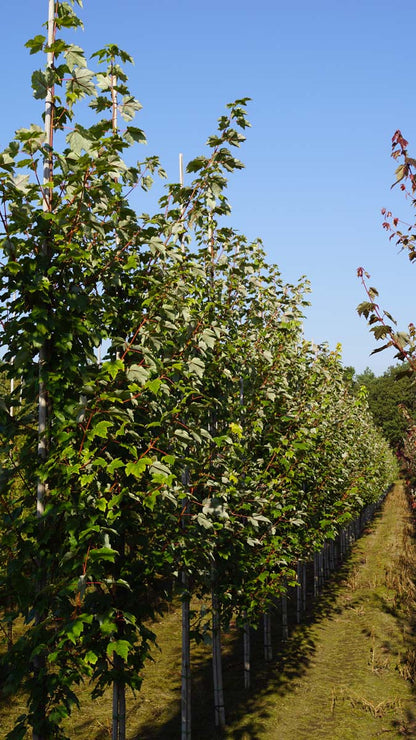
[80,482,416,739]
[130,481,416,738]
[227,482,416,739]
[2,483,416,738]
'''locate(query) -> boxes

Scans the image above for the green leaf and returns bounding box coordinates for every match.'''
[25,35,46,55]
[85,650,98,665]
[106,639,131,661]
[125,457,152,478]
[188,357,205,378]
[125,126,147,144]
[91,420,113,439]
[107,458,125,474]
[101,359,124,380]
[67,126,95,156]
[147,378,161,395]
[31,68,55,99]
[119,96,143,121]
[149,460,171,477]
[64,44,87,70]
[196,512,213,530]
[126,364,149,384]
[89,547,118,563]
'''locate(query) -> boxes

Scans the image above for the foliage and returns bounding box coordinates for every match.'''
[357,130,416,371]
[354,365,416,451]
[357,130,416,484]
[0,2,398,738]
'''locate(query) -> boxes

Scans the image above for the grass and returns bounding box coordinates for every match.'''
[226,482,416,740]
[2,482,416,738]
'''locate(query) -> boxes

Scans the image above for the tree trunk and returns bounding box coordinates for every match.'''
[181,570,191,739]
[33,4,55,738]
[112,653,126,740]
[313,551,319,597]
[263,610,272,662]
[243,612,250,689]
[281,595,288,641]
[296,562,302,624]
[181,468,191,740]
[212,577,225,727]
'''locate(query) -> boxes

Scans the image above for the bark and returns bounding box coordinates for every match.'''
[112,653,126,740]
[181,469,191,740]
[296,562,302,624]
[263,610,272,662]
[33,4,55,738]
[181,571,191,739]
[243,613,250,689]
[212,578,225,727]
[281,595,288,641]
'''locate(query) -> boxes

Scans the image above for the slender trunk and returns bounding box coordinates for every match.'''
[112,535,126,740]
[33,5,55,739]
[7,374,14,651]
[6,608,13,652]
[109,66,126,740]
[324,543,329,581]
[329,540,335,572]
[112,652,126,740]
[211,577,225,728]
[207,220,225,728]
[319,550,324,589]
[302,562,307,614]
[313,552,319,598]
[281,594,288,641]
[207,386,224,728]
[37,0,54,512]
[296,562,302,624]
[263,610,272,662]
[181,569,191,739]
[181,468,191,740]
[238,378,251,689]
[178,159,191,738]
[243,612,250,689]
[111,603,126,740]
[112,677,119,740]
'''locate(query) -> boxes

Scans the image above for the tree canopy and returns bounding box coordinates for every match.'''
[354,365,416,451]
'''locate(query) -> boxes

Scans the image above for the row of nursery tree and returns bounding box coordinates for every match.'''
[0,2,398,738]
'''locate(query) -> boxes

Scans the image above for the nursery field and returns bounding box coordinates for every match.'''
[1,3,414,739]
[2,482,415,739]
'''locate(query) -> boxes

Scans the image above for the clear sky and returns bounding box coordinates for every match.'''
[2,0,415,375]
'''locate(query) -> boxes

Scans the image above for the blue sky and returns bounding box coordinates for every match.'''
[2,0,416,375]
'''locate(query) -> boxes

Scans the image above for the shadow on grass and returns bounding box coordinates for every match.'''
[116,522,385,740]
[86,500,416,739]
